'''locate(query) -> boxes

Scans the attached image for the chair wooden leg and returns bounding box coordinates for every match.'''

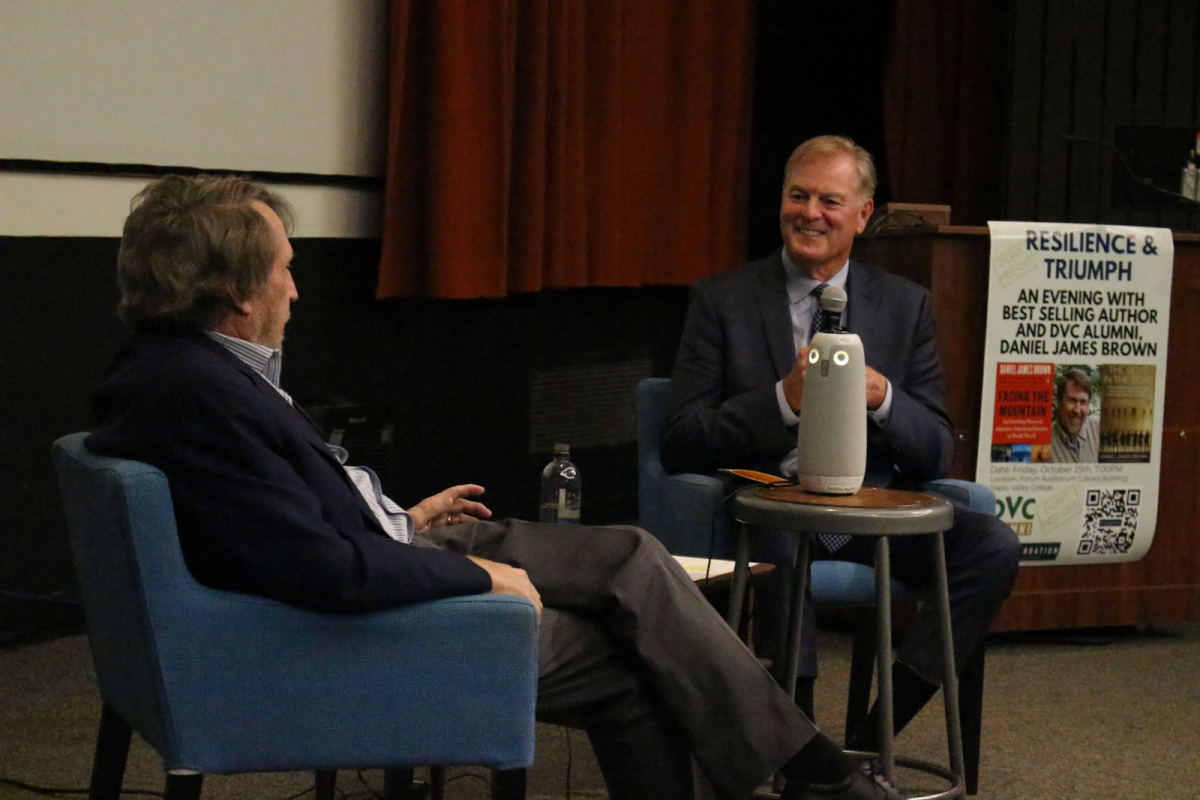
[163,772,203,800]
[959,644,986,795]
[795,676,815,722]
[430,766,446,800]
[491,768,526,800]
[314,769,337,800]
[383,768,416,800]
[89,704,132,800]
[845,606,877,743]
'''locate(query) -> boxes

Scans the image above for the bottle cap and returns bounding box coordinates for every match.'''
[553,443,570,455]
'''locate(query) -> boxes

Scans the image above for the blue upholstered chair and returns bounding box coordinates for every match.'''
[52,433,538,800]
[636,378,990,794]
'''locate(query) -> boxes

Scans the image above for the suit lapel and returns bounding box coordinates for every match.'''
[215,347,380,524]
[755,251,797,378]
[191,334,388,533]
[198,336,336,455]
[846,260,884,360]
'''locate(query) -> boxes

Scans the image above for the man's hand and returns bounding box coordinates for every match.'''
[865,366,889,411]
[781,346,810,412]
[786,347,889,413]
[467,556,543,617]
[409,484,493,531]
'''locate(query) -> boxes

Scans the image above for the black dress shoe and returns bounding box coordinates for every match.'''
[782,766,904,800]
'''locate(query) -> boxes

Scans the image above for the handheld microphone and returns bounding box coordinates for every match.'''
[794,285,866,495]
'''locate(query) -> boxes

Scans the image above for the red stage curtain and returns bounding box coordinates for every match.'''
[881,0,1007,226]
[377,0,753,299]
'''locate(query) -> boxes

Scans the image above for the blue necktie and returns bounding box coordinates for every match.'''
[808,283,850,554]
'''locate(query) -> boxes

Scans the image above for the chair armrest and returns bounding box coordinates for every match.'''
[640,466,736,559]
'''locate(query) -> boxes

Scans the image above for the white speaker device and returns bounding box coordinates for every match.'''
[794,285,866,495]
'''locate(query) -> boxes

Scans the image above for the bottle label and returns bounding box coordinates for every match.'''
[541,453,580,525]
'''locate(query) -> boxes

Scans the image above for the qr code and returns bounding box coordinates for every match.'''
[1078,489,1140,556]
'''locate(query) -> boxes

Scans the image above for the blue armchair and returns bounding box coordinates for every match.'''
[636,378,991,794]
[52,433,538,800]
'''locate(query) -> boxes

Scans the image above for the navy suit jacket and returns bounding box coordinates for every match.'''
[661,251,954,485]
[87,331,490,613]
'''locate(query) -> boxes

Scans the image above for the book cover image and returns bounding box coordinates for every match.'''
[1099,364,1155,463]
[991,362,1054,463]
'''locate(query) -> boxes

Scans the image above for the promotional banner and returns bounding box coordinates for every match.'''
[976,222,1173,565]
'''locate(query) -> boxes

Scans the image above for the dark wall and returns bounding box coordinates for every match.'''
[747,0,893,260]
[284,239,689,518]
[0,237,127,644]
[0,234,689,643]
[1005,0,1200,230]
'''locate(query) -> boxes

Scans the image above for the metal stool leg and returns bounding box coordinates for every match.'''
[875,536,894,781]
[771,532,813,795]
[725,522,752,629]
[781,533,812,703]
[845,607,877,742]
[934,531,965,784]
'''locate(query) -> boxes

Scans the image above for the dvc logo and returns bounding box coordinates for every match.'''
[996,495,1035,536]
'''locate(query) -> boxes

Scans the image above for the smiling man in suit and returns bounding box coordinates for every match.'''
[661,136,1020,751]
[86,173,917,800]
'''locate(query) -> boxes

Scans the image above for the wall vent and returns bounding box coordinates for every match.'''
[528,359,652,453]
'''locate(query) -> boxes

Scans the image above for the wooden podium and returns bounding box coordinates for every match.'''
[852,226,1200,632]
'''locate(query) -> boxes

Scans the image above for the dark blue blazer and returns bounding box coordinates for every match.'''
[87,331,490,612]
[661,251,954,485]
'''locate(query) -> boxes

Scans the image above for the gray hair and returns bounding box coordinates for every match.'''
[116,175,294,331]
[783,135,877,200]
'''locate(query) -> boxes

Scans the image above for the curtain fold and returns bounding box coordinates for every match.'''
[378,0,753,299]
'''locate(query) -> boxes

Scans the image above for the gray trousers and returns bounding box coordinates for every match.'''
[419,520,816,800]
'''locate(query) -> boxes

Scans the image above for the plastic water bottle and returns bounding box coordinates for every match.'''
[539,443,581,524]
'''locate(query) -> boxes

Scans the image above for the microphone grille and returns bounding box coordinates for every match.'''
[819,285,848,313]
